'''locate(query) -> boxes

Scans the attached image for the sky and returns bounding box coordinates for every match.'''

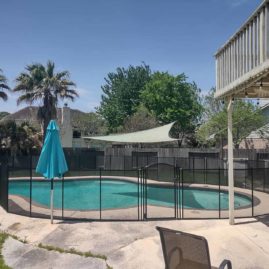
[0,0,262,113]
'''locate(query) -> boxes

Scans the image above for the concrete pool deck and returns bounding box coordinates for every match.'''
[1,207,269,268]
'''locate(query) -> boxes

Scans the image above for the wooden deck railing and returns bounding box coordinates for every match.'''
[215,0,269,97]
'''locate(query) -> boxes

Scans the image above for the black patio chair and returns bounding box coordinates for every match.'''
[156,226,232,269]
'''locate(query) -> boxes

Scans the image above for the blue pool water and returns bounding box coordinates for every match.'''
[9,179,252,210]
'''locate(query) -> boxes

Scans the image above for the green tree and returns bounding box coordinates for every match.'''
[201,87,224,121]
[0,69,10,101]
[0,121,41,154]
[0,112,10,120]
[98,64,151,132]
[75,112,108,135]
[141,72,203,145]
[14,61,78,137]
[122,105,158,132]
[196,100,266,148]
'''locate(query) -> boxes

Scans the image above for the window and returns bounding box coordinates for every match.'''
[73,130,81,138]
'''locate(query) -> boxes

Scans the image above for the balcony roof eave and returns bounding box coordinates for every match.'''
[215,0,269,57]
[215,59,269,99]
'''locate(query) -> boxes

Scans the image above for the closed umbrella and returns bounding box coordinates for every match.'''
[36,120,68,224]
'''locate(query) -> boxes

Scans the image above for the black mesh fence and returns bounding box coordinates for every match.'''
[144,163,177,219]
[0,164,8,211]
[2,155,269,221]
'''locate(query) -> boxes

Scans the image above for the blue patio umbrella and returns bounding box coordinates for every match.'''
[36,120,68,223]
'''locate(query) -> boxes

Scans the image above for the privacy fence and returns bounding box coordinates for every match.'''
[2,151,269,171]
[1,155,269,221]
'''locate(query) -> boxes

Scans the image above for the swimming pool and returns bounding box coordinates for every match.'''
[9,179,252,210]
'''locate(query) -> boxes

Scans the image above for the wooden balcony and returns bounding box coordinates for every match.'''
[215,0,269,99]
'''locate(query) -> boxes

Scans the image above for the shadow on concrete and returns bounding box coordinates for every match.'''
[255,214,269,227]
[234,214,269,226]
[235,219,258,226]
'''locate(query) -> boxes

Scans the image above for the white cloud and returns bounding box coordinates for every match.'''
[60,86,101,113]
[212,0,255,8]
[231,0,249,7]
[76,87,89,97]
[0,86,101,114]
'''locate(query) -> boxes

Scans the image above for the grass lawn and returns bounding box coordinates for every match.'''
[0,233,10,269]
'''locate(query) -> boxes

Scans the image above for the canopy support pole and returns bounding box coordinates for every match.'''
[227,96,234,225]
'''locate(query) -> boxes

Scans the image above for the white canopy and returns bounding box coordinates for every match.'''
[83,122,178,144]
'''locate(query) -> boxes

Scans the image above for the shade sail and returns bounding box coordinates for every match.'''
[83,122,178,143]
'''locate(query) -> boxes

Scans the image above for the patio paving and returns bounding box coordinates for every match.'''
[2,237,106,269]
[0,206,269,269]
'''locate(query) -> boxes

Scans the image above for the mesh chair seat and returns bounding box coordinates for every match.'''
[156,226,232,269]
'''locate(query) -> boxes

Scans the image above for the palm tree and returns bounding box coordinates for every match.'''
[0,120,41,155]
[0,68,10,101]
[14,61,78,136]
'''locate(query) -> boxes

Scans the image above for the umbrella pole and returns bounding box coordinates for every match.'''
[50,178,54,224]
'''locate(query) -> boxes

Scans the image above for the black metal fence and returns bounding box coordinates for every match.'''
[2,158,269,221]
[0,164,8,211]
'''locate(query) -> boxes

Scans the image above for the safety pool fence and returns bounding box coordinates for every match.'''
[1,160,269,221]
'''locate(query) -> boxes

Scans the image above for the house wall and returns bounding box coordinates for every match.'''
[261,106,269,120]
[60,106,73,148]
[72,138,89,148]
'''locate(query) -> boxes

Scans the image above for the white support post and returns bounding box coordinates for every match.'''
[236,36,239,79]
[227,97,234,225]
[265,4,269,59]
[246,27,249,73]
[254,18,257,67]
[249,22,253,70]
[260,8,265,64]
[216,56,219,90]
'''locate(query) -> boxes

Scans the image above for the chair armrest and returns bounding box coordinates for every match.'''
[219,259,232,269]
